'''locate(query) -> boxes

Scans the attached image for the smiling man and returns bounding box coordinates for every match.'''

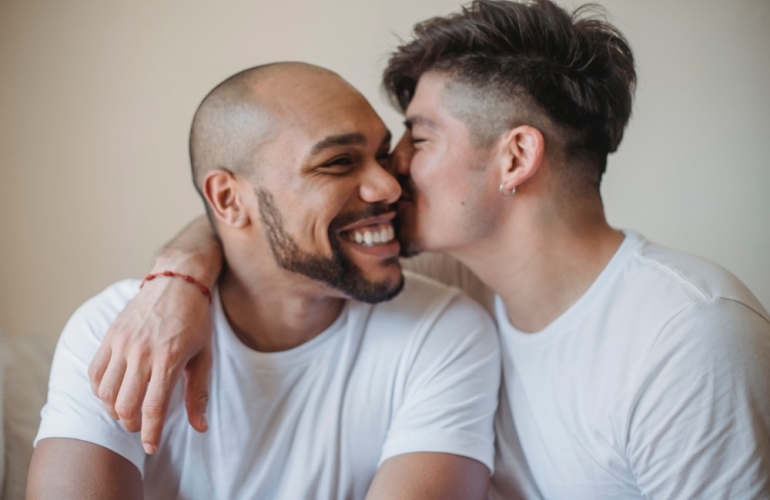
[65,1,770,499]
[27,63,499,500]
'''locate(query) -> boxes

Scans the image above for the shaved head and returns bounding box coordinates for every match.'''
[187,62,402,302]
[189,62,350,195]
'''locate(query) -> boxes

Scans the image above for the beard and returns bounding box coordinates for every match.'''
[256,188,404,303]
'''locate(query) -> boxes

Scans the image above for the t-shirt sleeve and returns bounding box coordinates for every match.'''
[627,298,770,499]
[379,291,501,473]
[34,280,147,474]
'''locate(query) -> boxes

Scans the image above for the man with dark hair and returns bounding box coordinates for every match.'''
[28,63,499,499]
[83,1,770,499]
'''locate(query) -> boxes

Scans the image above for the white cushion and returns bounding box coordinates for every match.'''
[2,332,57,500]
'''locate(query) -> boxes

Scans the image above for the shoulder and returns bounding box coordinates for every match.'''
[59,279,141,351]
[626,232,768,321]
[614,234,770,364]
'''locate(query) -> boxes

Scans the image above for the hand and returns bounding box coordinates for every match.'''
[88,276,213,454]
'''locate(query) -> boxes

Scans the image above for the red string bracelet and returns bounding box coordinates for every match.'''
[140,271,212,304]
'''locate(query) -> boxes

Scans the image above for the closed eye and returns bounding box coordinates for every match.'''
[322,155,354,168]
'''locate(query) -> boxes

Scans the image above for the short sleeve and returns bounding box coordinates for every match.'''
[627,298,770,499]
[34,280,147,474]
[379,292,500,473]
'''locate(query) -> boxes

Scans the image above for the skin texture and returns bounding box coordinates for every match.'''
[28,439,143,500]
[35,64,489,499]
[366,453,490,500]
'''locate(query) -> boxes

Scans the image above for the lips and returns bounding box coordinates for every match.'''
[337,211,400,258]
[339,212,397,246]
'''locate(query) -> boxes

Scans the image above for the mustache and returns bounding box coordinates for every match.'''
[329,202,394,232]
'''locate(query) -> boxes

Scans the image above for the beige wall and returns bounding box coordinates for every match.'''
[1,0,768,338]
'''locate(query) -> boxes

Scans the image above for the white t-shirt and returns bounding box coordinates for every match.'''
[489,231,770,499]
[35,271,500,500]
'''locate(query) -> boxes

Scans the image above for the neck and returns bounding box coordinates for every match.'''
[218,248,345,353]
[452,198,623,333]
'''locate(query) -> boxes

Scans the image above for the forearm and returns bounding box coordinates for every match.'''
[150,216,223,287]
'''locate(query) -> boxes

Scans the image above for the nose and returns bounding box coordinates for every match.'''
[392,132,414,176]
[360,158,401,205]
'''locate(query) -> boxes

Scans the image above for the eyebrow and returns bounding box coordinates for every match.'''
[404,115,438,130]
[309,133,366,156]
[309,130,392,156]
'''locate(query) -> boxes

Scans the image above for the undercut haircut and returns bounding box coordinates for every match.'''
[383,0,637,189]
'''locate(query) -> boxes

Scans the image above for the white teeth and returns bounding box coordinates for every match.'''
[346,224,395,247]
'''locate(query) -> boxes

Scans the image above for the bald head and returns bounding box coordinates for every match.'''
[189,62,356,194]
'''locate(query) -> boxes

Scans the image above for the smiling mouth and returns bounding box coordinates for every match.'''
[341,222,396,247]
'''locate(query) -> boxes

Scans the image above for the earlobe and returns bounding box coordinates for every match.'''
[498,125,545,196]
[202,170,250,228]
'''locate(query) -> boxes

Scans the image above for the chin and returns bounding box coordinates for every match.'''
[350,270,405,304]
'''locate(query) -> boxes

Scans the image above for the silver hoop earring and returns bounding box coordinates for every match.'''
[499,183,515,198]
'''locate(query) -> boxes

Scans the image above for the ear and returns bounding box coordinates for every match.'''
[497,125,544,195]
[201,169,250,228]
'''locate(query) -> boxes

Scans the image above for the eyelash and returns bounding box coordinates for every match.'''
[322,152,390,169]
[323,156,353,167]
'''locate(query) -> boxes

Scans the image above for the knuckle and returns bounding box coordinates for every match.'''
[114,402,135,419]
[158,349,184,372]
[133,342,152,361]
[143,400,166,419]
[122,419,141,433]
[97,386,116,403]
[164,341,185,361]
[188,393,209,406]
[87,363,101,381]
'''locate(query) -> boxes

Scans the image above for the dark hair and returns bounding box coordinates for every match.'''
[383,0,636,180]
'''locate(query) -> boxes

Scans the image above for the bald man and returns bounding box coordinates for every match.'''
[28,63,499,500]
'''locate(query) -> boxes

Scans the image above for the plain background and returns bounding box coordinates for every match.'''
[1,0,768,339]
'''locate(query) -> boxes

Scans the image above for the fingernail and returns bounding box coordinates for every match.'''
[200,414,209,431]
[143,443,157,455]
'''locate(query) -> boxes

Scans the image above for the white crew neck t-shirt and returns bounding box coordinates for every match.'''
[490,231,770,499]
[36,271,500,500]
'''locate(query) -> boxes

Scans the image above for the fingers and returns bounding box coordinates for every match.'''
[97,357,127,420]
[88,344,112,397]
[140,362,181,454]
[184,345,212,433]
[114,360,152,433]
